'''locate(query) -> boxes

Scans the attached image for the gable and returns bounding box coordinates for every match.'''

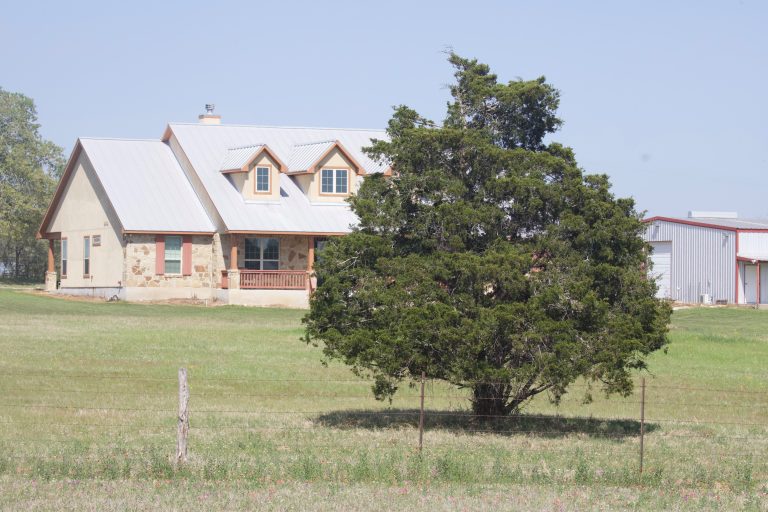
[314,146,360,174]
[46,150,122,238]
[227,150,282,201]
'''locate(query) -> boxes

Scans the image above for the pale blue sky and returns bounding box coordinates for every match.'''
[1,0,765,217]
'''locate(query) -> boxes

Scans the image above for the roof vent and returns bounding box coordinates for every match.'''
[198,104,221,125]
[688,211,738,219]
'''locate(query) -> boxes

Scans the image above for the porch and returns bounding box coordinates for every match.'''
[220,269,311,290]
[218,234,327,306]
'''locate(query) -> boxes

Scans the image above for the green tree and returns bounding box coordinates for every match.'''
[0,87,64,280]
[304,54,670,417]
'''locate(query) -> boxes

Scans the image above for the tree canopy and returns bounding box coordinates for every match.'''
[0,87,64,280]
[304,54,671,416]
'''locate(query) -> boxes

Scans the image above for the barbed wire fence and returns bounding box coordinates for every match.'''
[1,367,767,481]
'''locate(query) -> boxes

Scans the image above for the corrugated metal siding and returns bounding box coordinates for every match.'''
[644,220,736,303]
[738,232,768,260]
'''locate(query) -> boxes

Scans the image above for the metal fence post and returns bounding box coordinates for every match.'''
[419,371,425,453]
[639,377,645,475]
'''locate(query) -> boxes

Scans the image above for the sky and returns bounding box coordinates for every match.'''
[1,0,766,218]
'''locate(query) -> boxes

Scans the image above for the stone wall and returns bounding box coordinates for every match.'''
[228,235,310,271]
[279,235,310,271]
[123,235,214,289]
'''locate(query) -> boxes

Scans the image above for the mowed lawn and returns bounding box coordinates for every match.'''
[1,289,767,511]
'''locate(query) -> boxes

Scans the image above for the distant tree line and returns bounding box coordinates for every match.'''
[0,88,64,281]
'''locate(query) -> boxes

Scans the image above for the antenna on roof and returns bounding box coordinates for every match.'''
[205,104,215,114]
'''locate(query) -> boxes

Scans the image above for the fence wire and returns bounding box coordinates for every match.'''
[1,369,766,481]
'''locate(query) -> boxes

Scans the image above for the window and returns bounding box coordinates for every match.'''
[83,236,90,276]
[164,236,182,274]
[244,238,279,270]
[335,169,348,193]
[320,168,349,194]
[255,166,270,193]
[61,239,68,277]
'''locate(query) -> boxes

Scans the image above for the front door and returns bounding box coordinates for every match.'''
[744,264,758,304]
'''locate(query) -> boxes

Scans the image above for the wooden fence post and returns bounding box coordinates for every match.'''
[639,377,645,475]
[176,367,189,464]
[419,371,425,453]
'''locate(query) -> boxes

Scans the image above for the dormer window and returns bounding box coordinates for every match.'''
[320,168,348,195]
[255,166,270,193]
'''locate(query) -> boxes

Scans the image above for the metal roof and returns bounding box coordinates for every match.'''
[79,138,215,233]
[646,216,768,230]
[220,144,264,172]
[287,140,335,172]
[167,123,388,232]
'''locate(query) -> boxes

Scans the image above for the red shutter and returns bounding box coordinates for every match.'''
[182,236,192,276]
[155,236,165,275]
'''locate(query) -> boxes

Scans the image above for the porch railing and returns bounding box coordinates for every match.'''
[240,270,308,290]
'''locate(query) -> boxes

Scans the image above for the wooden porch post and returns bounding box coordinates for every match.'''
[307,237,315,292]
[229,235,239,271]
[228,235,240,290]
[44,239,57,292]
[47,239,55,273]
[307,237,315,272]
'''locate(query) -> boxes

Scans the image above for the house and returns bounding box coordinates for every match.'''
[643,212,768,305]
[37,110,389,307]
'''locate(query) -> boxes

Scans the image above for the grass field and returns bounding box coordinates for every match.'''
[0,289,767,510]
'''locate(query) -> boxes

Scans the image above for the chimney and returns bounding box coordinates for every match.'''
[198,104,221,125]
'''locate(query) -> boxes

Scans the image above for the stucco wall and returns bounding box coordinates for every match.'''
[47,153,124,288]
[123,234,214,289]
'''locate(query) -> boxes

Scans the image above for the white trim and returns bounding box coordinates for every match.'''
[163,235,183,276]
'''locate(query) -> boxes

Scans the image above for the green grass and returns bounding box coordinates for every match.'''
[1,290,767,510]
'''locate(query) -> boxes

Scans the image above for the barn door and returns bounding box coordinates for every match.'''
[649,242,672,299]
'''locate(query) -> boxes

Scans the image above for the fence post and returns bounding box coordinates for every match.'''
[418,371,425,453]
[639,376,645,475]
[176,367,190,464]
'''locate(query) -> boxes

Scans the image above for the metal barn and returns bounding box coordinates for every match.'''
[643,213,768,305]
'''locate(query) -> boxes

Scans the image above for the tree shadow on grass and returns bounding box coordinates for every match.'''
[316,409,659,440]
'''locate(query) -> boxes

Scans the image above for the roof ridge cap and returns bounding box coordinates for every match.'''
[227,143,265,151]
[80,137,162,142]
[291,140,337,148]
[168,122,386,132]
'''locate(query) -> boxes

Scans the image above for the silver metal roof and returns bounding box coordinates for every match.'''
[650,216,768,230]
[220,144,264,172]
[168,123,388,232]
[287,140,335,172]
[691,218,768,229]
[79,138,215,233]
